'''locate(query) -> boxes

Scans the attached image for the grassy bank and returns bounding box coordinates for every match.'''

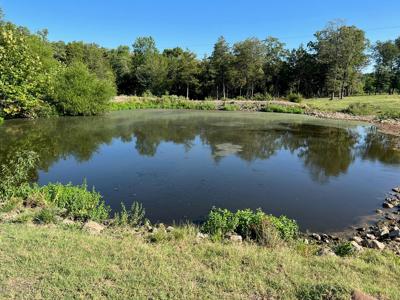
[0,223,399,299]
[305,94,400,119]
[109,95,305,114]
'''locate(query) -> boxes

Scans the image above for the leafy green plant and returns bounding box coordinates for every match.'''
[334,242,355,257]
[51,62,116,116]
[263,104,304,114]
[0,151,39,200]
[202,207,298,242]
[268,215,299,240]
[221,103,239,111]
[113,201,145,227]
[287,93,303,103]
[253,92,272,101]
[342,102,374,115]
[201,208,239,240]
[0,117,3,124]
[32,181,110,222]
[35,207,57,224]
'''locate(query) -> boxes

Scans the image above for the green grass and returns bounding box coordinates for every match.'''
[305,94,400,118]
[109,96,217,111]
[0,223,399,299]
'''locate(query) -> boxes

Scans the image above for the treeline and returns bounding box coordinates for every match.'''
[1,7,400,119]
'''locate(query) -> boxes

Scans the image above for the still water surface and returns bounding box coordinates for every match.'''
[1,110,399,232]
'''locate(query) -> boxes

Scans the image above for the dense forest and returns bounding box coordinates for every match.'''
[1,7,400,119]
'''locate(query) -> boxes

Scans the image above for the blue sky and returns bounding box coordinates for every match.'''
[1,0,400,56]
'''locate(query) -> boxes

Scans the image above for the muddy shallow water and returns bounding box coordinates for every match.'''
[1,110,399,232]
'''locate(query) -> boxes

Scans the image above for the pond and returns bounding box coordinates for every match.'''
[1,110,399,232]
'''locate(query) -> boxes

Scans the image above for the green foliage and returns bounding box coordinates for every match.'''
[201,207,298,242]
[0,21,57,118]
[342,102,375,115]
[296,283,349,300]
[32,182,110,222]
[51,62,116,116]
[268,215,299,240]
[113,201,145,227]
[109,96,217,111]
[0,117,3,124]
[287,93,303,103]
[0,151,39,200]
[35,207,57,224]
[263,104,304,114]
[334,242,356,257]
[253,92,272,101]
[221,103,239,111]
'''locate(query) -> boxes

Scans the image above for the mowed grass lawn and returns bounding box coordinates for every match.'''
[305,94,400,117]
[0,224,399,299]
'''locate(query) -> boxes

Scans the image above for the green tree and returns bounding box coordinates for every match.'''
[232,38,265,98]
[210,36,232,99]
[0,21,56,118]
[373,40,400,94]
[313,21,368,99]
[51,62,116,116]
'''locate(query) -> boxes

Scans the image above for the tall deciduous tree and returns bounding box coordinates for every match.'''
[210,36,232,99]
[312,21,368,99]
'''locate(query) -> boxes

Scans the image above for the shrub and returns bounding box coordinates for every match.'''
[201,207,298,242]
[32,181,110,222]
[0,151,39,200]
[253,92,272,101]
[35,207,58,224]
[268,215,299,240]
[0,117,3,124]
[334,242,355,257]
[342,102,374,116]
[113,201,145,227]
[263,104,304,114]
[221,104,239,111]
[287,93,303,103]
[51,62,116,116]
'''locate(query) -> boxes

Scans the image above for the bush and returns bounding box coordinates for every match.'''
[0,151,39,201]
[0,117,3,124]
[287,93,303,103]
[334,242,355,257]
[253,93,272,101]
[263,104,304,114]
[35,207,58,224]
[201,207,298,242]
[113,201,145,227]
[51,62,116,116]
[31,181,110,222]
[342,102,374,115]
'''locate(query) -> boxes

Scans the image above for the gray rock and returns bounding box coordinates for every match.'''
[389,229,400,238]
[62,219,75,225]
[365,233,376,240]
[351,290,378,300]
[83,221,105,234]
[383,202,394,209]
[369,240,385,250]
[317,248,336,256]
[379,226,389,237]
[310,233,321,241]
[352,236,363,244]
[392,187,400,193]
[166,226,174,232]
[228,234,243,243]
[196,232,209,239]
[350,241,363,252]
[375,209,383,214]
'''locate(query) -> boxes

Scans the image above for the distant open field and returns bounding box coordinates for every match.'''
[305,95,400,118]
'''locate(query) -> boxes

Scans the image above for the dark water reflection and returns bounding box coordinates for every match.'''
[0,110,399,232]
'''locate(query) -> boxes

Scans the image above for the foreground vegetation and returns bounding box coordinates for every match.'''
[1,150,399,299]
[1,223,399,299]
